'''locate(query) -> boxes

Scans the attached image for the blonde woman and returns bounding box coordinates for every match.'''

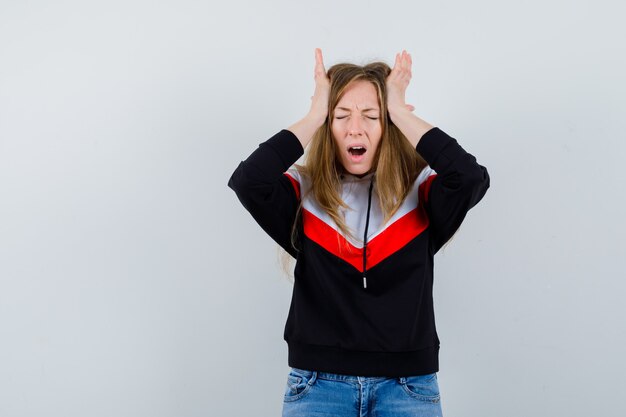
[228,48,490,417]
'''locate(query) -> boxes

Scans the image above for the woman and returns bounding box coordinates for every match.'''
[228,48,490,417]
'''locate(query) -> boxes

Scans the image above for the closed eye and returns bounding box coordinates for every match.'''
[335,116,379,120]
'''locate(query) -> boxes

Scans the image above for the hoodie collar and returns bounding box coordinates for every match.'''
[340,171,375,182]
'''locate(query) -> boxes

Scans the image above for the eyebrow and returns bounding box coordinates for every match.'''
[335,107,379,113]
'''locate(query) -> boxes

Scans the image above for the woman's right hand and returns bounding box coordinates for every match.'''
[308,48,330,123]
[288,48,330,149]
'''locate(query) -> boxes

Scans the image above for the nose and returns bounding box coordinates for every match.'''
[348,116,364,136]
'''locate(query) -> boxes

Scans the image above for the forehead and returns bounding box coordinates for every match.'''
[336,80,379,108]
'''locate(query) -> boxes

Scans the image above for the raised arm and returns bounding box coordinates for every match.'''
[227,48,331,256]
[386,50,490,253]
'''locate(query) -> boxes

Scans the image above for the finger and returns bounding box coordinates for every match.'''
[315,48,326,72]
[399,51,411,79]
[400,51,410,70]
[405,52,412,74]
[400,50,409,70]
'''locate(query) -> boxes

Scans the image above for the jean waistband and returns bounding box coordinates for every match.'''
[292,367,393,382]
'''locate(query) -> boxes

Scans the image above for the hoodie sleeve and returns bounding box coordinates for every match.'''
[227,129,305,258]
[415,127,490,253]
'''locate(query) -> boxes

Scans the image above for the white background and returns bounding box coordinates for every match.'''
[1,0,625,416]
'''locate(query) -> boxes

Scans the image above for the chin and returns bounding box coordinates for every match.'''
[343,164,372,176]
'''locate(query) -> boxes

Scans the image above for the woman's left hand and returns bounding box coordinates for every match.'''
[387,50,414,114]
[385,50,434,146]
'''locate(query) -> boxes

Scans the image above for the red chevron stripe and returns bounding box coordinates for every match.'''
[367,205,430,269]
[303,209,362,270]
[303,205,430,272]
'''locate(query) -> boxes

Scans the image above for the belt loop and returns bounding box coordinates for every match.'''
[398,377,406,384]
[308,371,318,385]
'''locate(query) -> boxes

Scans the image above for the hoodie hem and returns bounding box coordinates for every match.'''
[287,340,439,377]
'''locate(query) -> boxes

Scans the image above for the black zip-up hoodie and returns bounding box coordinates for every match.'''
[228,126,490,377]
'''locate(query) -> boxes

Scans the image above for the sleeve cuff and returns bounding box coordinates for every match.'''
[415,127,457,167]
[264,129,305,170]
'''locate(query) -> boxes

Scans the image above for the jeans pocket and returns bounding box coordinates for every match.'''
[283,367,317,402]
[398,372,441,403]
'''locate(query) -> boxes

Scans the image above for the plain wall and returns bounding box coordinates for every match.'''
[1,0,625,416]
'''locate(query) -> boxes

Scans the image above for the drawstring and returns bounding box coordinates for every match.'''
[362,176,374,289]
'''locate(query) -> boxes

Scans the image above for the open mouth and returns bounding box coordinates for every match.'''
[348,146,367,156]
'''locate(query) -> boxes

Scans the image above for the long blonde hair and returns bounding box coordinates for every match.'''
[279,61,430,277]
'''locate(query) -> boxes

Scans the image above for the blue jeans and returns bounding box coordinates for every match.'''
[282,367,443,417]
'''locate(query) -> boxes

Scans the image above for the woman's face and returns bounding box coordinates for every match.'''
[331,80,383,176]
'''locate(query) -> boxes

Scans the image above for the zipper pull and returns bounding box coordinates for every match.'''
[363,276,367,289]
